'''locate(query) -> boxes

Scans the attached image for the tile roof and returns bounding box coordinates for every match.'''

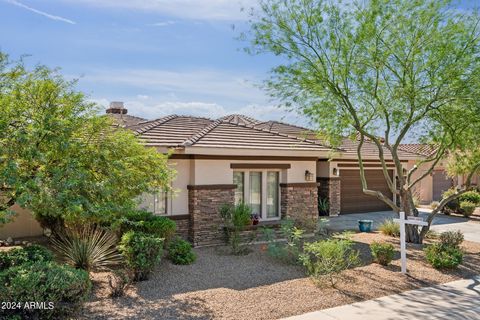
[129,114,331,151]
[255,121,420,159]
[109,114,147,128]
[118,113,422,158]
[398,144,437,157]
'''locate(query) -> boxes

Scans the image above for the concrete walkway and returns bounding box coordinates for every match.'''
[326,210,480,243]
[282,276,480,320]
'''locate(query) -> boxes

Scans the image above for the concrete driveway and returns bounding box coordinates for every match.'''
[282,276,480,320]
[326,209,480,243]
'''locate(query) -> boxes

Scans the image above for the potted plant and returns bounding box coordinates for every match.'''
[251,213,260,225]
[358,220,373,232]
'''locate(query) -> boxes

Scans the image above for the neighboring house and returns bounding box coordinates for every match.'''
[398,144,453,205]
[1,102,467,244]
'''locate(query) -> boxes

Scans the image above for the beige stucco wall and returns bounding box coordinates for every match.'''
[0,204,43,239]
[406,160,455,205]
[168,159,190,215]
[193,159,316,185]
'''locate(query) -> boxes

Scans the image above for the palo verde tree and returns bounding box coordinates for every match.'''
[0,53,173,229]
[245,0,480,243]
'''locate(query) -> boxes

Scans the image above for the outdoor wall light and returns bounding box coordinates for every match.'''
[305,170,314,181]
[332,168,338,176]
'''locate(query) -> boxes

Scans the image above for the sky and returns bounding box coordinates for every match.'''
[0,0,477,124]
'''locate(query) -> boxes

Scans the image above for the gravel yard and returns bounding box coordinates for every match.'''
[82,232,480,320]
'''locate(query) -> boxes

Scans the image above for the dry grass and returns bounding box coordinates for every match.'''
[81,232,480,320]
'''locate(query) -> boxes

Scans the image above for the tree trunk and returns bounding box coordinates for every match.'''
[401,190,426,244]
[405,224,422,244]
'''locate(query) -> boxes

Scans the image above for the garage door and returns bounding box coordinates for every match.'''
[340,169,394,214]
[432,170,453,201]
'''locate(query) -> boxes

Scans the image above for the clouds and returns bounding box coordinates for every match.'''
[5,0,76,24]
[80,67,267,106]
[91,97,297,124]
[149,21,176,27]
[60,0,256,21]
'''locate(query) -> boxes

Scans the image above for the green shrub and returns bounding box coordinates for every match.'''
[379,219,400,237]
[167,237,196,265]
[425,243,463,269]
[459,191,480,205]
[118,231,164,281]
[144,216,177,240]
[262,218,304,264]
[443,188,460,213]
[370,242,395,266]
[439,230,464,248]
[425,229,440,239]
[300,238,360,286]
[0,261,91,319]
[318,198,329,216]
[0,245,53,270]
[112,210,176,242]
[460,201,476,217]
[220,203,253,255]
[51,225,122,271]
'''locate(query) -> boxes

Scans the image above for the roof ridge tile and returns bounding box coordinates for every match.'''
[134,115,178,134]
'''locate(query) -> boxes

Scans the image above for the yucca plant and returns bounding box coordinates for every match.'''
[51,224,123,271]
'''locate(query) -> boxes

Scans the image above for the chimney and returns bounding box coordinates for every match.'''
[106,101,128,114]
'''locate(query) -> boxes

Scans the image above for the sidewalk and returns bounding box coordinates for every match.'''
[282,276,480,320]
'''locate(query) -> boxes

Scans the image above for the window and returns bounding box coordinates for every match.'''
[249,171,262,216]
[233,170,280,220]
[233,172,245,204]
[267,172,279,218]
[138,190,168,215]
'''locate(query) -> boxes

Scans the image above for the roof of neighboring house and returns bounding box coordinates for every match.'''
[109,113,147,128]
[127,114,332,151]
[254,120,420,159]
[398,144,437,157]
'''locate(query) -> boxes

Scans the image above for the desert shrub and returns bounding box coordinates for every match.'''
[317,218,329,237]
[167,237,196,265]
[379,219,400,237]
[318,198,329,216]
[108,269,132,298]
[118,231,164,281]
[51,225,122,271]
[425,230,464,269]
[0,261,91,319]
[430,201,440,210]
[262,218,304,264]
[439,230,464,248]
[460,201,476,217]
[370,242,395,266]
[443,188,459,213]
[220,203,252,255]
[300,237,360,286]
[425,230,440,239]
[0,245,53,270]
[425,244,463,269]
[112,209,176,242]
[459,191,480,205]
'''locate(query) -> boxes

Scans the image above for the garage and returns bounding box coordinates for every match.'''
[432,170,453,201]
[340,169,394,214]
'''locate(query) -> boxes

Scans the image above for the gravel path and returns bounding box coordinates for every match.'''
[82,233,480,320]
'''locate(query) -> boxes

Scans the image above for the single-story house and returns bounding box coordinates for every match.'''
[0,102,466,245]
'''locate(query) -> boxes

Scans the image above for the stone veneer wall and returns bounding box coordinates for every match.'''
[317,177,341,216]
[280,183,319,228]
[188,184,235,247]
[168,215,191,241]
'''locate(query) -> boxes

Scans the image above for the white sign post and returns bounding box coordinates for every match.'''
[393,212,428,274]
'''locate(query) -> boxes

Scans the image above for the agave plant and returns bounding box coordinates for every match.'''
[51,224,123,271]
